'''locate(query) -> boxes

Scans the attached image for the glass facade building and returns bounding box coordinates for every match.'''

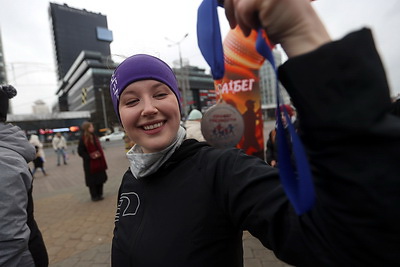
[49,3,112,80]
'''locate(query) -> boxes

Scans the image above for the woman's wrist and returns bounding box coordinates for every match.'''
[280,12,331,57]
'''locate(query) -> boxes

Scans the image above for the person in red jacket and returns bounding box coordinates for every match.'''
[77,121,108,201]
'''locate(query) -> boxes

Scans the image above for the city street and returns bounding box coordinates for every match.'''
[31,123,291,266]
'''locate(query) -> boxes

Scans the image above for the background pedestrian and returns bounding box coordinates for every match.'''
[32,146,48,177]
[29,134,46,161]
[185,109,205,141]
[78,121,108,201]
[52,132,67,166]
[30,134,47,177]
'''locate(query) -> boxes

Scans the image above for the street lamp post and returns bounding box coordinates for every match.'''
[165,33,189,118]
[98,88,108,130]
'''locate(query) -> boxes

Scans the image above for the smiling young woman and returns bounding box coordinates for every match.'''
[119,80,181,153]
[108,16,400,264]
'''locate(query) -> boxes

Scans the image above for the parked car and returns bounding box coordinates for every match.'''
[99,131,125,142]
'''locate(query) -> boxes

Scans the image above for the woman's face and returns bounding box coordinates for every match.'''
[88,123,94,133]
[118,80,181,153]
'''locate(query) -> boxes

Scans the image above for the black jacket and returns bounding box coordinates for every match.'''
[112,140,281,267]
[112,29,400,267]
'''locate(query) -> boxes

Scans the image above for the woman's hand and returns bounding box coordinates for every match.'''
[223,0,331,57]
[90,151,101,159]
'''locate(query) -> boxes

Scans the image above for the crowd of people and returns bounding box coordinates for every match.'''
[1,0,400,266]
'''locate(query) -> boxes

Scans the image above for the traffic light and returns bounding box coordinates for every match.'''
[82,87,87,104]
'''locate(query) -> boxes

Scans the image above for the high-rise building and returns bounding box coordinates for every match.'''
[49,2,113,80]
[32,100,50,114]
[0,29,13,114]
[0,29,7,85]
[48,3,115,131]
[259,48,290,119]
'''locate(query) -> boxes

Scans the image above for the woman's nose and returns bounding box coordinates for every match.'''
[141,98,158,116]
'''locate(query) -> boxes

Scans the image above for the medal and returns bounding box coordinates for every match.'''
[201,101,244,148]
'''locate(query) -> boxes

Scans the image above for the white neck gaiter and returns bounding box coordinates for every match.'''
[126,126,186,179]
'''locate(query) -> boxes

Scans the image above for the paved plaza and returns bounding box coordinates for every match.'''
[31,122,292,266]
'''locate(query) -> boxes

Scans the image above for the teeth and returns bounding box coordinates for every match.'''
[143,122,163,130]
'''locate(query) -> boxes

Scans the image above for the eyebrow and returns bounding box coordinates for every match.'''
[150,81,168,89]
[122,81,168,96]
[142,81,170,93]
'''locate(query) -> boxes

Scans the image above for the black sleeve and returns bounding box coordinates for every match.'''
[207,28,400,267]
[201,146,315,266]
[275,28,400,266]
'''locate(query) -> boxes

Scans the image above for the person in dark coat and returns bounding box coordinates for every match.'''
[78,121,107,201]
[32,146,47,177]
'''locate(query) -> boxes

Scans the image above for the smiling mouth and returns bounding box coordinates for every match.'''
[143,122,164,130]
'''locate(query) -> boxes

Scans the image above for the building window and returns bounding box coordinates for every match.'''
[96,27,113,42]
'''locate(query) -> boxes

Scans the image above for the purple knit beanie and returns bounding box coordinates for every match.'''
[110,54,181,121]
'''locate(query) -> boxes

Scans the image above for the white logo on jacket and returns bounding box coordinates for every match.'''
[115,192,140,222]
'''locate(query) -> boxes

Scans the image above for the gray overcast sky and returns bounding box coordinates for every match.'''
[1,0,399,114]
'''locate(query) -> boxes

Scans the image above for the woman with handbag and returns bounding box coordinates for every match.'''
[78,121,108,201]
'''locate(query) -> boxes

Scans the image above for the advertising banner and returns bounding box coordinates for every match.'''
[215,27,266,159]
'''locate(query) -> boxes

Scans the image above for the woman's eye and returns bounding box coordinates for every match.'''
[125,99,139,106]
[154,93,168,99]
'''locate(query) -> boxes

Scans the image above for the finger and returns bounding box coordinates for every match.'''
[223,0,237,29]
[233,0,261,36]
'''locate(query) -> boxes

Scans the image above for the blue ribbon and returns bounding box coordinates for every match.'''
[255,30,315,214]
[197,0,225,80]
[197,0,315,215]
